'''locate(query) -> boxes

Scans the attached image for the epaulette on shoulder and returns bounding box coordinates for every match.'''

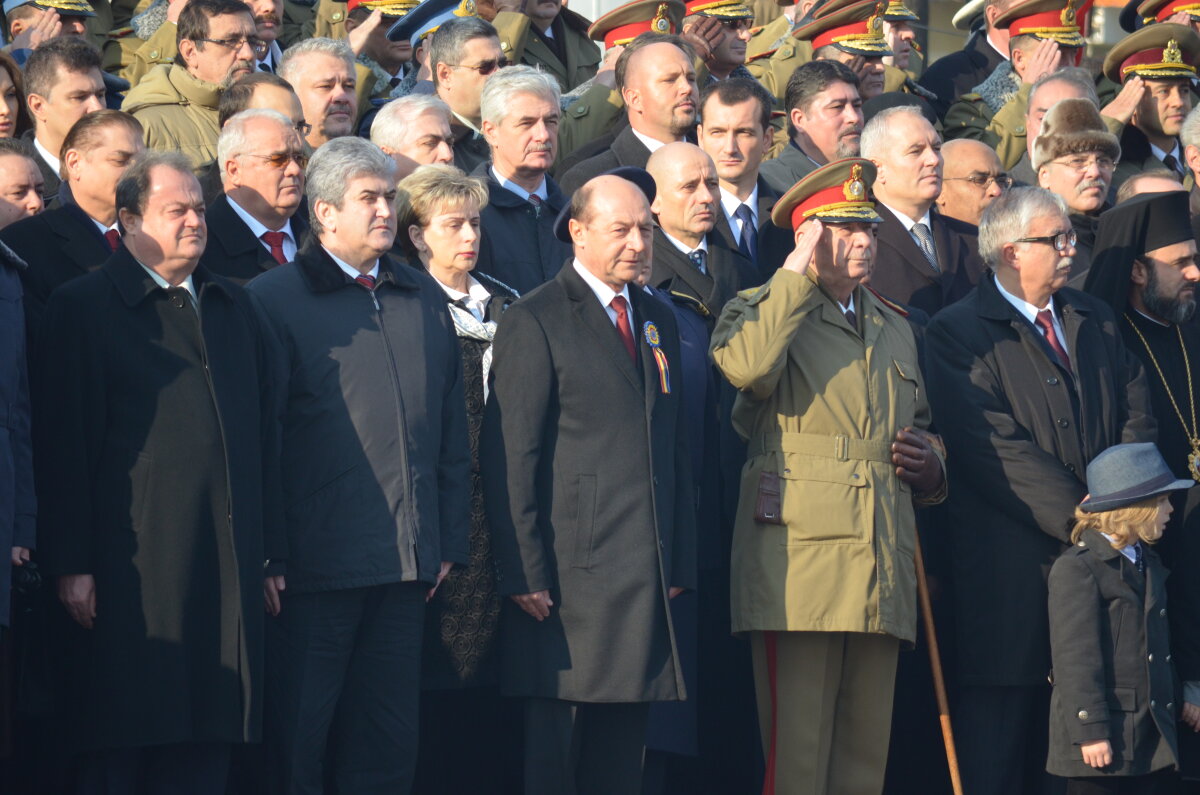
[747,48,777,63]
[740,283,770,304]
[748,24,765,34]
[108,25,135,38]
[865,286,909,317]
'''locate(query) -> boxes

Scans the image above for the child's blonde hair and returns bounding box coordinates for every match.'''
[1070,495,1167,548]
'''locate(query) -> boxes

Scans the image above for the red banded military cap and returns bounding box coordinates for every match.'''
[588,0,686,47]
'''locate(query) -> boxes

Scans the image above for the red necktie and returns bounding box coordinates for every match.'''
[261,231,287,266]
[610,295,636,363]
[104,228,120,252]
[355,273,376,290]
[1035,309,1071,370]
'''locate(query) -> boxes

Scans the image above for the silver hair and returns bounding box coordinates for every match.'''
[978,186,1067,270]
[278,37,355,84]
[217,108,295,179]
[371,95,452,151]
[479,65,561,127]
[859,104,929,160]
[429,17,498,85]
[306,137,396,237]
[1182,104,1200,150]
[1029,67,1100,112]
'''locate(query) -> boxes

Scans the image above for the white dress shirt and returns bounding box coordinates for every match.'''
[993,273,1068,349]
[33,137,60,178]
[661,229,707,258]
[437,274,492,321]
[720,186,759,240]
[1151,140,1184,170]
[573,259,634,337]
[492,167,548,202]
[324,247,379,283]
[91,217,119,238]
[138,261,197,303]
[630,128,671,155]
[227,196,298,262]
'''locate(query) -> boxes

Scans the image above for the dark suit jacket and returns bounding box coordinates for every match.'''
[711,178,791,284]
[925,277,1155,687]
[1112,124,1178,194]
[558,125,652,196]
[480,262,696,703]
[199,194,310,284]
[452,121,491,175]
[759,141,819,195]
[649,229,756,321]
[21,129,60,204]
[870,203,985,317]
[473,163,572,295]
[1,202,112,352]
[918,29,1007,120]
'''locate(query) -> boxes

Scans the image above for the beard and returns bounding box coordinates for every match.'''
[1143,260,1197,324]
[835,131,861,158]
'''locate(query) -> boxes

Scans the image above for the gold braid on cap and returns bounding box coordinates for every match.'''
[652,2,672,32]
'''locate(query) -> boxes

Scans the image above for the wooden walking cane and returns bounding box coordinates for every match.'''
[914,532,964,795]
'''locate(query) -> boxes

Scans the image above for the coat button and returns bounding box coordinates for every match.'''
[1078,709,1089,720]
[1169,702,1175,711]
[1149,653,1154,662]
[1078,541,1086,547]
[1167,654,1173,662]
[149,49,159,58]
[1152,699,1157,708]
[331,10,342,20]
[1161,608,1168,617]
[1046,377,1059,385]
[1057,418,1069,428]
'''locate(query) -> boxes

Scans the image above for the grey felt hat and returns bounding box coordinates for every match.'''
[1079,443,1193,513]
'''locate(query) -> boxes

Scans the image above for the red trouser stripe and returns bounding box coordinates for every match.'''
[762,631,778,795]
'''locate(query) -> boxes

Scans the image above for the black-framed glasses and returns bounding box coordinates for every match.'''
[449,57,509,75]
[294,120,312,137]
[1016,229,1077,251]
[242,150,309,170]
[195,35,268,57]
[943,173,1013,190]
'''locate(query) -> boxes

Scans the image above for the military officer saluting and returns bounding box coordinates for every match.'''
[710,158,946,795]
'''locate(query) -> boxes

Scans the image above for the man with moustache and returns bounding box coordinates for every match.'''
[481,171,694,795]
[122,0,257,171]
[860,105,985,316]
[1085,190,1200,780]
[1034,97,1122,284]
[790,0,891,102]
[1105,24,1200,191]
[698,78,792,282]
[248,137,469,794]
[370,94,454,178]
[925,186,1154,795]
[343,0,418,101]
[760,61,862,196]
[473,66,572,294]
[559,34,698,195]
[36,151,282,794]
[200,109,308,282]
[123,0,285,81]
[711,157,945,795]
[936,139,1010,227]
[3,111,143,351]
[278,37,358,151]
[1008,68,1105,184]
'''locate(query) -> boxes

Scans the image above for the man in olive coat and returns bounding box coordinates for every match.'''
[481,171,695,795]
[710,157,946,795]
[35,151,283,792]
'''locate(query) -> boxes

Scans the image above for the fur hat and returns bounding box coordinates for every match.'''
[1032,98,1122,172]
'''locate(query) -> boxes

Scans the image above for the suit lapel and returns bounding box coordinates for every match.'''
[210,196,281,273]
[560,264,643,393]
[611,128,652,169]
[878,206,940,284]
[631,287,661,416]
[56,205,111,275]
[522,34,567,85]
[653,229,714,306]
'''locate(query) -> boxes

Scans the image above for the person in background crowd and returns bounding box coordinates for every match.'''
[1009,67,1104,184]
[277,37,358,150]
[919,0,1012,120]
[760,60,862,194]
[122,0,258,170]
[861,104,985,315]
[793,0,892,102]
[200,108,308,282]
[481,170,695,795]
[1113,168,1182,204]
[0,139,42,232]
[1033,97,1121,285]
[0,52,27,140]
[1181,103,1200,226]
[430,17,503,172]
[396,163,522,795]
[2,110,142,348]
[217,71,307,131]
[370,93,454,178]
[35,150,282,795]
[248,137,470,795]
[21,37,105,202]
[935,139,1009,227]
[474,65,571,295]
[488,0,601,93]
[343,0,416,102]
[681,0,753,82]
[925,186,1155,795]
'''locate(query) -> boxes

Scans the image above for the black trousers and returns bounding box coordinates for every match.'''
[76,742,231,795]
[268,580,426,795]
[954,684,1066,795]
[1067,769,1179,794]
[524,698,650,795]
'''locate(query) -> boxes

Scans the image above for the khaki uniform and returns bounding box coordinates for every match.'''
[745,13,790,61]
[120,18,175,86]
[122,63,222,171]
[281,0,317,47]
[492,9,601,93]
[746,35,810,101]
[314,0,348,39]
[557,81,624,162]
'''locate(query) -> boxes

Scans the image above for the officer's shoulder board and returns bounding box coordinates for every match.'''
[864,286,909,318]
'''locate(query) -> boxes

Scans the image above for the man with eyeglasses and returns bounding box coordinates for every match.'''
[1104,23,1200,193]
[925,185,1154,795]
[200,108,309,282]
[122,0,259,172]
[1034,97,1121,285]
[936,139,1009,227]
[429,16,504,173]
[1009,67,1109,185]
[681,0,753,82]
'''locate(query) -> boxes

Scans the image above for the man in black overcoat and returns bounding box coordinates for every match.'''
[200,108,310,283]
[481,171,696,795]
[34,151,284,793]
[925,186,1155,795]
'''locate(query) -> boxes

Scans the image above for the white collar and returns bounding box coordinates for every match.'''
[323,246,379,282]
[436,273,491,320]
[33,137,60,175]
[1151,140,1182,164]
[720,185,759,222]
[256,41,283,71]
[491,166,548,202]
[91,216,118,235]
[839,294,855,315]
[985,32,1009,61]
[226,195,293,240]
[630,127,672,154]
[137,260,197,300]
[993,272,1056,327]
[1134,307,1171,327]
[661,229,707,257]
[880,201,932,233]
[451,110,482,135]
[1101,533,1141,565]
[572,258,631,308]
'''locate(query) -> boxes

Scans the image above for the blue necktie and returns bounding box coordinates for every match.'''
[689,249,707,274]
[735,204,757,263]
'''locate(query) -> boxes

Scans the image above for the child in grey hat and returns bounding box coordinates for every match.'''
[1047,442,1194,793]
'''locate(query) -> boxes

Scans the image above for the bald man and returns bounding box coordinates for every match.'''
[481,173,696,795]
[935,139,1009,227]
[1115,169,1185,204]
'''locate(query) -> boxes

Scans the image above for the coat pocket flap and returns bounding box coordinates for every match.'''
[777,452,868,488]
[894,359,919,382]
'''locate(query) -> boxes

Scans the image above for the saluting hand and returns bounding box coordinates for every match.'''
[780,219,823,277]
[681,16,722,63]
[1100,76,1145,127]
[892,427,944,495]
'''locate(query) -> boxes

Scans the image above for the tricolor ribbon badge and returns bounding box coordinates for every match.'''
[643,321,670,394]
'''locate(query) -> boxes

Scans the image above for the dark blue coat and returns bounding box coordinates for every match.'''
[0,241,33,627]
[473,163,572,296]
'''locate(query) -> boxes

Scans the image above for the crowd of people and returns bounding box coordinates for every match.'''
[0,0,1199,790]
